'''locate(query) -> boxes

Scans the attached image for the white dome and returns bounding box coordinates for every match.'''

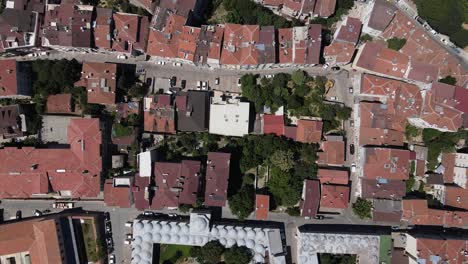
[143,232,153,241]
[255,244,265,254]
[254,254,264,262]
[171,224,181,233]
[142,242,152,251]
[153,233,161,242]
[219,238,227,246]
[247,230,256,238]
[228,229,237,237]
[133,245,141,253]
[162,224,171,233]
[181,235,189,243]
[142,251,152,259]
[181,225,189,233]
[135,222,144,230]
[246,239,255,249]
[211,227,219,236]
[153,223,162,231]
[144,222,153,232]
[195,236,203,245]
[134,236,142,245]
[237,229,246,238]
[162,234,171,242]
[132,254,141,263]
[219,227,227,237]
[171,234,180,243]
[192,217,208,232]
[227,238,236,247]
[237,239,245,246]
[255,230,265,239]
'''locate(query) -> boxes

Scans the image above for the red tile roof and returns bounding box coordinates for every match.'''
[147,14,186,58]
[220,24,260,65]
[194,25,224,65]
[278,28,293,64]
[320,184,349,209]
[113,12,149,53]
[363,148,410,180]
[0,218,63,263]
[420,90,463,131]
[296,119,323,143]
[361,179,405,200]
[444,186,468,210]
[255,194,269,220]
[75,62,117,105]
[317,169,348,185]
[0,118,102,198]
[335,17,361,44]
[132,175,150,210]
[0,60,19,97]
[93,8,112,50]
[442,153,456,184]
[454,86,468,114]
[143,95,175,134]
[47,93,72,114]
[367,0,397,31]
[104,179,133,208]
[407,60,439,84]
[205,152,231,207]
[354,42,410,79]
[313,0,336,17]
[417,237,468,264]
[324,41,355,65]
[178,26,201,62]
[300,179,320,218]
[151,160,201,209]
[317,141,345,165]
[263,114,285,136]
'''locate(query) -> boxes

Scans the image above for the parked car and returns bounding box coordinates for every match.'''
[331,66,340,71]
[109,254,115,264]
[105,222,112,233]
[314,215,325,220]
[117,54,127,59]
[181,80,186,88]
[322,63,329,69]
[237,78,242,87]
[40,51,49,56]
[126,234,133,240]
[143,211,153,216]
[201,81,208,90]
[104,212,110,221]
[124,239,132,245]
[34,210,42,216]
[173,62,182,67]
[350,120,354,127]
[168,213,178,217]
[53,202,74,209]
[16,210,22,219]
[170,76,177,87]
[215,77,220,85]
[156,60,165,65]
[125,221,133,228]
[349,87,354,94]
[106,237,113,247]
[265,74,274,78]
[330,96,337,101]
[350,144,355,155]
[351,163,356,173]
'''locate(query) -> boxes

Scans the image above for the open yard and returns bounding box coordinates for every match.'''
[379,235,392,264]
[82,219,102,262]
[159,244,192,264]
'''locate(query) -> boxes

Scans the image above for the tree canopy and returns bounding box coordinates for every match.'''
[224,246,253,264]
[228,184,255,220]
[190,241,225,264]
[439,75,457,85]
[387,37,407,51]
[352,198,372,219]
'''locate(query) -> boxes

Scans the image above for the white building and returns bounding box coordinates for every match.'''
[297,229,381,264]
[137,150,156,177]
[209,96,250,137]
[131,212,286,264]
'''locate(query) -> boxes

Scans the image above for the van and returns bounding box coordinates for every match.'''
[125,221,133,228]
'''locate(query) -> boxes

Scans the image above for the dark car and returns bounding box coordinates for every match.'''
[16,210,22,219]
[181,80,186,88]
[170,76,177,87]
[314,215,325,220]
[146,77,152,86]
[331,66,341,71]
[350,144,355,155]
[104,212,110,221]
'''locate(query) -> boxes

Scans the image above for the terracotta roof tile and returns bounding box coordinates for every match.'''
[143,95,175,134]
[324,41,355,65]
[75,62,117,105]
[0,104,24,138]
[336,17,361,44]
[296,119,322,143]
[444,186,468,210]
[361,178,405,200]
[363,147,410,180]
[403,199,468,227]
[255,194,269,220]
[205,152,231,207]
[420,90,463,131]
[263,114,285,136]
[0,60,19,96]
[314,0,336,17]
[317,169,348,185]
[146,13,186,58]
[367,0,397,31]
[47,93,72,114]
[417,237,468,264]
[300,179,320,218]
[317,141,345,165]
[113,12,149,53]
[94,8,112,49]
[104,178,133,208]
[320,184,349,209]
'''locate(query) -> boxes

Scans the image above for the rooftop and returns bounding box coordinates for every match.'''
[300,179,320,218]
[205,152,231,207]
[317,169,348,185]
[320,184,349,209]
[363,147,410,181]
[46,93,73,114]
[255,194,270,220]
[317,140,345,166]
[296,119,322,143]
[75,62,117,105]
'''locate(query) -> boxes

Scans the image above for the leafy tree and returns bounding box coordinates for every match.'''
[299,144,319,165]
[228,184,255,220]
[352,198,372,219]
[270,150,295,171]
[406,174,415,193]
[286,207,301,216]
[360,34,373,42]
[439,75,457,85]
[292,70,307,85]
[223,246,253,264]
[267,167,302,207]
[128,83,148,98]
[387,37,407,51]
[242,173,255,186]
[319,254,357,264]
[178,204,192,213]
[335,105,352,120]
[190,241,225,264]
[405,124,420,140]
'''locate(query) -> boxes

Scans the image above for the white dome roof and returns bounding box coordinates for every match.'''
[134,236,142,245]
[162,234,171,242]
[144,222,153,232]
[171,234,180,243]
[181,235,189,243]
[153,233,161,242]
[254,254,264,262]
[247,230,256,238]
[142,251,152,259]
[237,239,245,246]
[227,238,236,247]
[132,254,141,263]
[195,236,203,245]
[219,238,227,246]
[143,232,153,241]
[153,222,162,231]
[255,230,265,239]
[141,242,152,251]
[135,222,144,230]
[255,244,265,254]
[219,227,227,237]
[181,225,189,233]
[192,216,208,232]
[211,227,219,236]
[171,224,181,233]
[246,239,255,249]
[228,229,237,237]
[237,229,246,238]
[162,224,171,233]
[133,245,141,253]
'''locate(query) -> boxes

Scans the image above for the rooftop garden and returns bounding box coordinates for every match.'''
[159,244,192,264]
[81,219,104,262]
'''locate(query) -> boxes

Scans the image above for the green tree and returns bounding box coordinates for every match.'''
[292,70,307,85]
[335,106,352,120]
[242,173,255,186]
[286,207,301,216]
[360,34,373,43]
[228,184,255,220]
[223,246,253,264]
[190,241,225,264]
[128,83,148,98]
[439,75,457,85]
[406,174,415,193]
[387,37,407,51]
[405,123,420,140]
[270,150,296,171]
[352,198,372,219]
[267,167,302,206]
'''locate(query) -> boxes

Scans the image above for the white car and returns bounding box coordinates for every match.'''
[330,96,337,101]
[265,74,274,78]
[349,87,354,94]
[173,62,182,67]
[40,51,49,56]
[156,61,165,65]
[124,239,131,245]
[215,78,220,85]
[126,234,133,239]
[237,78,242,87]
[117,54,127,59]
[322,63,329,69]
[109,255,115,264]
[351,163,356,173]
[125,221,133,228]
